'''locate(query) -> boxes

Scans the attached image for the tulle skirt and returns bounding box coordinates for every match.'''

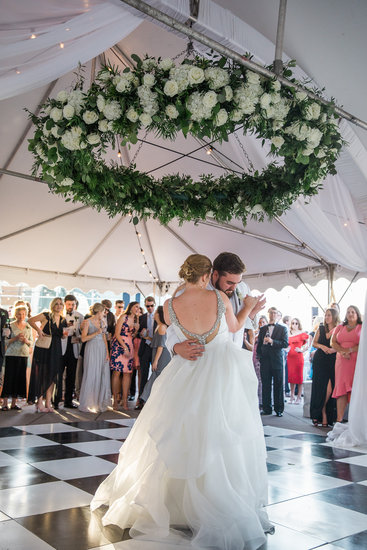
[91,337,271,550]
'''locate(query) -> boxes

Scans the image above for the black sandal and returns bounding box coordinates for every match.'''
[312,419,319,426]
[11,405,22,411]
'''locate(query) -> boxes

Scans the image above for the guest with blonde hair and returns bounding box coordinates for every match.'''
[28,297,67,412]
[79,303,111,413]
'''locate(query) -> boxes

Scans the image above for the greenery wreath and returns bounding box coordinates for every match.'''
[28,53,343,224]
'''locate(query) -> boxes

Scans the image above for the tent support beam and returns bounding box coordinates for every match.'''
[73,217,124,275]
[0,80,58,182]
[295,272,325,312]
[135,282,146,299]
[142,219,160,281]
[200,218,322,263]
[164,225,198,253]
[0,207,89,242]
[327,264,336,304]
[120,0,367,131]
[273,0,287,75]
[337,271,359,305]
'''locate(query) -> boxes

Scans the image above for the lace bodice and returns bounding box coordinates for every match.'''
[168,289,226,345]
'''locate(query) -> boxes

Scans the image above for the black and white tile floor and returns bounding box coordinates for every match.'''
[0,416,367,550]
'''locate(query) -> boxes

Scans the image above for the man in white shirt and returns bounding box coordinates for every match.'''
[167,252,264,360]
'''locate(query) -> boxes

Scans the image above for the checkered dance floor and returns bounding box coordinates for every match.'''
[0,419,367,550]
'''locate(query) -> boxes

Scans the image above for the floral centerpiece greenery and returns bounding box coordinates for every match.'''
[28,53,343,224]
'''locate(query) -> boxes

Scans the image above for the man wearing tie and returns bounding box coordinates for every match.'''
[135,296,156,409]
[257,306,288,417]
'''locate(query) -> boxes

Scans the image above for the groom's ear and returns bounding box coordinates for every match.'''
[211,270,219,284]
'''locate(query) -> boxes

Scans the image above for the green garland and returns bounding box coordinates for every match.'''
[28,53,343,224]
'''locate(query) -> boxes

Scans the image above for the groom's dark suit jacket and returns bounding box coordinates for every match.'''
[256,323,288,368]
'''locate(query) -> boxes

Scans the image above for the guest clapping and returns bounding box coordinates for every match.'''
[28,298,67,412]
[331,305,362,423]
[310,308,339,427]
[1,306,33,411]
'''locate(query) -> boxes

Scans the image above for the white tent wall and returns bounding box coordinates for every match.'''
[1,0,367,297]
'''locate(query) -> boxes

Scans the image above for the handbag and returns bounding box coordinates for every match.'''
[35,317,52,349]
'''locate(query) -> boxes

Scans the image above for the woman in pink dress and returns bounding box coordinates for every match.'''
[287,318,309,404]
[331,305,362,423]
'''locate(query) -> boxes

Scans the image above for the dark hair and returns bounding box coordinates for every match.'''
[125,301,139,316]
[144,296,155,305]
[212,252,245,276]
[115,300,124,306]
[101,299,112,309]
[342,305,363,326]
[156,305,167,325]
[291,317,303,331]
[64,294,77,303]
[324,308,340,328]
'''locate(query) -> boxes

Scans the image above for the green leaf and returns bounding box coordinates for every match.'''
[46,119,54,130]
[131,54,142,65]
[132,216,139,225]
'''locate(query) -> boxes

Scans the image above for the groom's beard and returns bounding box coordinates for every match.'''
[213,279,235,298]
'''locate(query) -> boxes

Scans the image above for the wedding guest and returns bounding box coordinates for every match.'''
[140,306,170,404]
[282,315,291,396]
[1,305,33,410]
[242,328,254,351]
[252,315,267,408]
[110,301,140,410]
[136,297,156,409]
[28,297,67,412]
[287,318,309,404]
[102,299,116,350]
[331,305,362,423]
[257,307,288,417]
[129,305,143,402]
[310,308,339,427]
[1,306,10,372]
[55,294,83,409]
[79,303,111,413]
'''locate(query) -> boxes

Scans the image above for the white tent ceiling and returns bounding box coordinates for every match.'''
[1,0,367,296]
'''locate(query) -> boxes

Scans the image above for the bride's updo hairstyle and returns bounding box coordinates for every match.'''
[179,254,212,283]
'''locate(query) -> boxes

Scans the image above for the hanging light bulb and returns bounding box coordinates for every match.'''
[206,147,213,155]
[117,150,121,158]
[30,33,37,39]
[59,42,65,49]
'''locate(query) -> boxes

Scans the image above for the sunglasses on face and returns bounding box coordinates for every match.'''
[146,305,155,308]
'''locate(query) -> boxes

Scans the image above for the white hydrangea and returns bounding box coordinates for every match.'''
[56,90,69,103]
[272,120,283,131]
[230,109,243,122]
[142,58,157,71]
[215,108,228,126]
[164,79,179,97]
[51,126,60,139]
[103,101,122,121]
[114,75,132,93]
[260,93,272,109]
[87,133,100,145]
[169,66,190,93]
[98,119,109,132]
[107,121,115,131]
[96,95,105,112]
[264,106,275,119]
[295,91,307,101]
[61,126,83,150]
[137,85,158,115]
[188,67,205,85]
[61,177,74,186]
[271,80,281,92]
[126,107,139,123]
[224,86,233,101]
[202,90,217,109]
[50,107,63,122]
[159,58,174,71]
[187,92,212,121]
[271,136,285,148]
[63,104,75,120]
[143,73,155,88]
[307,127,323,148]
[284,122,309,141]
[165,104,179,119]
[139,113,152,126]
[304,102,321,121]
[270,93,281,105]
[83,110,98,124]
[204,67,230,90]
[68,89,84,115]
[302,148,314,156]
[234,85,258,115]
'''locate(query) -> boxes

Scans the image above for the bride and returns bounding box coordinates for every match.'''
[91,254,273,549]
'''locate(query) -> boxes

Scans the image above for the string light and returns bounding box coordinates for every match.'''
[343,222,348,227]
[59,42,65,49]
[134,225,159,283]
[15,69,21,74]
[206,147,213,155]
[117,150,121,158]
[30,33,37,39]
[65,27,70,31]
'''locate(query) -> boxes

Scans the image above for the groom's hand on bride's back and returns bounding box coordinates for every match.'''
[173,340,205,361]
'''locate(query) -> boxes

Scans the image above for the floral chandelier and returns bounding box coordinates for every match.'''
[28,53,343,224]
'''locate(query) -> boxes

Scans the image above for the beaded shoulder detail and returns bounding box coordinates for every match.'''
[168,289,225,345]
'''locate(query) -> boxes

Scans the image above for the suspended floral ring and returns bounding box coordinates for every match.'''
[28,53,343,224]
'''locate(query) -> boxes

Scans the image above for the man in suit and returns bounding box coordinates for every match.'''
[167,252,265,359]
[257,306,288,417]
[56,294,83,409]
[135,296,156,409]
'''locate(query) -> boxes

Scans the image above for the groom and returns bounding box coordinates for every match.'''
[166,252,264,360]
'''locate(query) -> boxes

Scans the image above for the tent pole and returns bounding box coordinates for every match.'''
[119,0,367,131]
[327,264,336,304]
[337,272,359,305]
[273,0,287,76]
[295,273,325,312]
[164,225,198,253]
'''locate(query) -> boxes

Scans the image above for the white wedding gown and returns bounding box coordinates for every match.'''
[91,290,272,549]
